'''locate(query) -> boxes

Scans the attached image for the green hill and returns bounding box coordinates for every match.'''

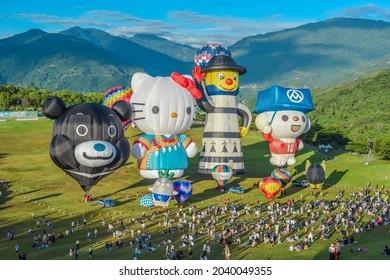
[304,68,390,155]
[0,29,142,92]
[232,18,390,91]
[2,18,390,94]
[60,27,189,76]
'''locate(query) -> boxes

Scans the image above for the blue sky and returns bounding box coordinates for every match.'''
[1,0,390,46]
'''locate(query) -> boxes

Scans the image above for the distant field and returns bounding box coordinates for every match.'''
[0,118,389,260]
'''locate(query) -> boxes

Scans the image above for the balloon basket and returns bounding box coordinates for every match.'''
[83,194,93,202]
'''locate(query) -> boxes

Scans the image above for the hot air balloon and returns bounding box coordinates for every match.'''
[139,193,154,207]
[271,168,292,187]
[271,167,292,195]
[211,164,233,190]
[102,86,133,131]
[259,177,282,201]
[194,43,231,68]
[255,85,314,167]
[130,72,201,179]
[193,48,252,175]
[148,171,178,207]
[305,160,326,190]
[42,96,132,197]
[173,180,193,203]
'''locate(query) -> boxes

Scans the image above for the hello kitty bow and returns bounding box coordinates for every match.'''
[171,72,202,100]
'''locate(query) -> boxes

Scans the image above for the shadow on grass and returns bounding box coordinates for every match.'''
[30,193,63,202]
[0,153,9,159]
[326,169,349,186]
[0,180,15,206]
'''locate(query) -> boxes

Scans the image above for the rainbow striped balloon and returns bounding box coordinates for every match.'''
[271,168,292,188]
[211,164,233,187]
[102,86,133,130]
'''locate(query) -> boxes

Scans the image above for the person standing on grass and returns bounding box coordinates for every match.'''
[89,245,93,258]
[308,231,314,243]
[329,244,335,260]
[224,244,231,260]
[75,248,79,260]
[15,244,19,255]
[188,246,193,259]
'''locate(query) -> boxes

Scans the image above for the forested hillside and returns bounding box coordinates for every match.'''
[303,68,390,157]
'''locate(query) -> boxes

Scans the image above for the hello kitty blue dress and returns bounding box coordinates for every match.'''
[134,134,193,172]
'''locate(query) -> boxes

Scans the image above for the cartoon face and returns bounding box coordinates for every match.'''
[42,96,132,192]
[151,177,175,195]
[271,111,310,139]
[52,103,124,167]
[131,73,196,135]
[205,69,240,92]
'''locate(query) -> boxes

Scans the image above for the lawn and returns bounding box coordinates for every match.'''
[0,118,389,260]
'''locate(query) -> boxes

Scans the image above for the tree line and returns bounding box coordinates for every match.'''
[0,84,103,110]
[1,83,389,158]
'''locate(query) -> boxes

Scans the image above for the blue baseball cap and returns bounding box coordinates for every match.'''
[254,85,314,114]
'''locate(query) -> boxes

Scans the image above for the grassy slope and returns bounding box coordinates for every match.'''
[0,119,389,260]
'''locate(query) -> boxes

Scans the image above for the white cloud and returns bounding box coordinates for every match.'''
[6,9,313,46]
[339,4,390,20]
[14,13,110,27]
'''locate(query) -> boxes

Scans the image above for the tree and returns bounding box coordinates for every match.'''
[83,92,104,103]
[376,139,390,159]
[0,91,11,110]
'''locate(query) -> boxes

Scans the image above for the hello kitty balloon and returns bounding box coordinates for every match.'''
[130,72,201,179]
[254,85,314,167]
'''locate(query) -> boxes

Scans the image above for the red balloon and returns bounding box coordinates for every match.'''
[259,177,282,200]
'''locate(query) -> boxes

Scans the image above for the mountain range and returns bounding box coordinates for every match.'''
[0,17,390,93]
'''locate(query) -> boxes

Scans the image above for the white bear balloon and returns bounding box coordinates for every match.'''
[254,85,314,167]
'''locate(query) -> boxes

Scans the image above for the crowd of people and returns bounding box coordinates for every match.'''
[4,178,389,260]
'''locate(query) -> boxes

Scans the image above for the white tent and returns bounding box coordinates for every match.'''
[318,144,333,152]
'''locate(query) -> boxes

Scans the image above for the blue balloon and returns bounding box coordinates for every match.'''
[139,194,154,207]
[173,180,193,203]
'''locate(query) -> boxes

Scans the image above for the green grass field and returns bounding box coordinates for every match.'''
[0,118,389,260]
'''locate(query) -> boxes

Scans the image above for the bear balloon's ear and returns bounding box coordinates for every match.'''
[111,100,133,122]
[42,96,66,119]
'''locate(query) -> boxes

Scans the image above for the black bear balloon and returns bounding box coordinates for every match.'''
[42,96,132,195]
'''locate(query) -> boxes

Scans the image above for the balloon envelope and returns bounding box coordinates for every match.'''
[42,97,132,195]
[102,86,133,130]
[139,194,154,207]
[148,177,177,207]
[211,164,233,187]
[306,162,326,189]
[271,168,292,187]
[173,180,193,203]
[259,177,282,200]
[194,44,231,68]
